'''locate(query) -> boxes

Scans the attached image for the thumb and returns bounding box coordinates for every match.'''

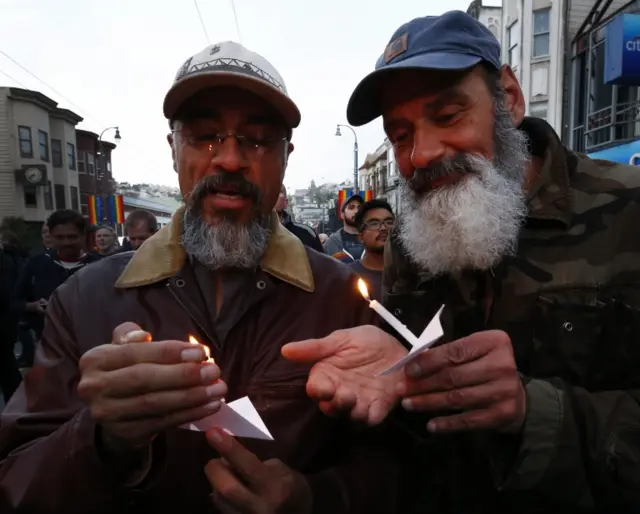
[112,322,151,345]
[281,332,346,363]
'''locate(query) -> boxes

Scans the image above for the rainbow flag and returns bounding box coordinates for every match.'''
[336,188,374,219]
[87,195,104,225]
[107,194,125,225]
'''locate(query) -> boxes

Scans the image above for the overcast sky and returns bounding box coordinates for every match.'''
[0,0,500,192]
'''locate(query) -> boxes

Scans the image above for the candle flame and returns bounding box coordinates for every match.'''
[357,278,371,301]
[188,334,213,362]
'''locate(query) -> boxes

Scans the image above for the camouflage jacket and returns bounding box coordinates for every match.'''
[384,117,640,514]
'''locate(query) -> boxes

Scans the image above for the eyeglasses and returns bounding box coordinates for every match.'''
[173,131,288,159]
[363,219,395,231]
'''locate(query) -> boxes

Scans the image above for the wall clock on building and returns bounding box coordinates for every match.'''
[25,167,43,184]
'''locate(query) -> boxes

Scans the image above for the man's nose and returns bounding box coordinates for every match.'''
[410,129,446,170]
[210,137,249,172]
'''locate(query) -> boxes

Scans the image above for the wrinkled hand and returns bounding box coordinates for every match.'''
[282,325,407,425]
[398,330,526,434]
[77,322,227,452]
[205,427,312,514]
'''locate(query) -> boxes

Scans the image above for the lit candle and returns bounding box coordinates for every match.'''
[189,335,214,363]
[357,279,420,348]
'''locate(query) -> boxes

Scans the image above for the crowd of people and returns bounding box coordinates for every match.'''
[0,9,638,514]
[0,209,159,403]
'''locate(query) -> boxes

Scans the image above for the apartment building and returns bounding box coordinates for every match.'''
[501,0,564,131]
[0,87,82,226]
[467,0,503,46]
[76,129,116,217]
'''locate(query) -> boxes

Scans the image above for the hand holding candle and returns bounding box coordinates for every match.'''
[77,324,227,453]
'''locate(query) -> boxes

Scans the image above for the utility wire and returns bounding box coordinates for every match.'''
[0,67,28,88]
[0,49,105,127]
[193,0,211,44]
[230,0,242,43]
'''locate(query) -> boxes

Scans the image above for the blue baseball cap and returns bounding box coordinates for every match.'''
[346,10,502,126]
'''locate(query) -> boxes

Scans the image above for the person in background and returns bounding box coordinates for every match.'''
[348,199,394,302]
[40,223,52,251]
[94,225,120,256]
[323,194,364,263]
[123,210,159,251]
[12,210,100,342]
[0,231,26,402]
[275,184,323,252]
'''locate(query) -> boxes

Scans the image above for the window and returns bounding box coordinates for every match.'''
[71,186,79,212]
[533,9,551,58]
[18,126,33,157]
[67,142,76,170]
[39,130,49,161]
[77,151,85,173]
[52,139,63,167]
[80,193,88,215]
[507,21,520,69]
[24,185,37,207]
[54,184,66,209]
[87,153,95,175]
[43,180,54,210]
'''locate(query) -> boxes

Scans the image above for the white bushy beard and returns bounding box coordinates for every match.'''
[398,93,529,276]
[182,175,271,270]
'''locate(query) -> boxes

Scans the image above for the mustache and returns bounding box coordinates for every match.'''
[187,173,262,208]
[408,154,476,193]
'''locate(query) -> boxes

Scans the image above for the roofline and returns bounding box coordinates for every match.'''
[8,87,83,123]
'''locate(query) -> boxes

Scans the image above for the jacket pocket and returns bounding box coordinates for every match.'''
[529,289,606,388]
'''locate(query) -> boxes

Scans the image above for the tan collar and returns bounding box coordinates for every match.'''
[115,207,314,292]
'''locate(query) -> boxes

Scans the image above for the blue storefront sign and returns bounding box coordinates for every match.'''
[588,139,640,165]
[605,13,640,85]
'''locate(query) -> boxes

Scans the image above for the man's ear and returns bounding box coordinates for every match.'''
[499,65,526,126]
[284,142,294,167]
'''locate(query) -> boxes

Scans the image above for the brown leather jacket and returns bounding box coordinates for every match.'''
[0,210,400,514]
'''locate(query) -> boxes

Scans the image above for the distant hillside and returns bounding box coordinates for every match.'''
[116,182,182,210]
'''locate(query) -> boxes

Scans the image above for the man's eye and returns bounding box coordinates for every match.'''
[434,112,459,125]
[391,132,410,145]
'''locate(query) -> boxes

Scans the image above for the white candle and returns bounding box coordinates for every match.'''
[357,279,420,348]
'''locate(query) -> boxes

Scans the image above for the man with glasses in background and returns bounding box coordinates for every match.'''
[349,199,394,302]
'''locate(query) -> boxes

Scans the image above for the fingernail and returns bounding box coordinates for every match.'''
[402,398,413,411]
[200,364,219,382]
[204,400,221,412]
[205,382,227,398]
[406,363,421,378]
[427,420,438,433]
[121,330,151,343]
[209,426,224,443]
[182,347,205,362]
[396,382,406,396]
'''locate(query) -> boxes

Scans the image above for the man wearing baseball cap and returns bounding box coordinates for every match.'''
[323,194,365,262]
[283,10,640,513]
[0,41,401,513]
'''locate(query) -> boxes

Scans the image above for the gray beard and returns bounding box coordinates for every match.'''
[182,210,271,270]
[398,99,529,276]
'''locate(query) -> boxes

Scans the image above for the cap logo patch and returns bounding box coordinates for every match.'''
[210,44,221,55]
[384,34,408,63]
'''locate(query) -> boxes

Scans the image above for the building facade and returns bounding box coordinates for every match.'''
[358,139,403,214]
[0,87,83,227]
[500,0,564,131]
[468,0,503,46]
[565,0,640,160]
[76,129,116,217]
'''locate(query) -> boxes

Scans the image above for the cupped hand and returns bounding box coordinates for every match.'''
[77,322,227,452]
[282,325,407,425]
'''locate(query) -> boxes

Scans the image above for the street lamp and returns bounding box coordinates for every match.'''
[335,124,359,193]
[97,126,121,180]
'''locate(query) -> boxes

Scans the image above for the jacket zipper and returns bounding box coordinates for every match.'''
[165,281,221,352]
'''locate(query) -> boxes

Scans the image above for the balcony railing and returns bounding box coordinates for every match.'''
[574,100,640,153]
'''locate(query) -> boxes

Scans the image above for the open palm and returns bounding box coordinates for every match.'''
[282,325,407,425]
